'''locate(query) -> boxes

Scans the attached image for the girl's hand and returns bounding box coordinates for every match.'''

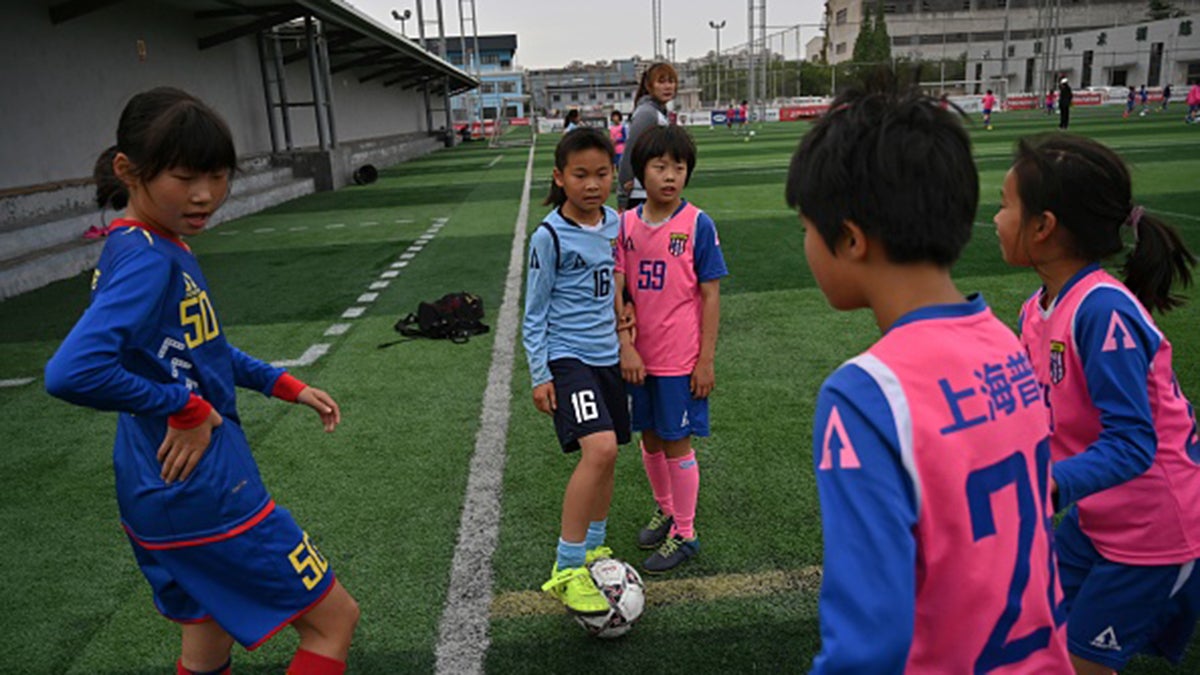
[618,303,637,334]
[297,386,341,432]
[157,408,223,484]
[691,361,715,399]
[533,382,556,416]
[621,344,646,386]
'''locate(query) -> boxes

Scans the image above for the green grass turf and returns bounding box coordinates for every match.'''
[1,105,1199,673]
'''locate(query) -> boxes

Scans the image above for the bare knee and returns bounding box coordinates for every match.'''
[294,582,360,654]
[579,433,619,469]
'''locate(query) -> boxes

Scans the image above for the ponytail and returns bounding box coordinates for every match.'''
[1122,211,1197,313]
[93,145,128,210]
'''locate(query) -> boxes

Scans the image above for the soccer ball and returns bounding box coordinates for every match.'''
[572,557,646,638]
[749,130,756,137]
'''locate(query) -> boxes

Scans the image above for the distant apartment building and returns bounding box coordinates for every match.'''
[526,59,641,117]
[970,15,1200,94]
[822,0,1200,92]
[424,34,525,121]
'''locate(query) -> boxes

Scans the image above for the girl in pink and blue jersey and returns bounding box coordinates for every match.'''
[995,133,1200,674]
[790,82,1071,674]
[615,125,727,574]
[43,88,358,675]
[609,109,627,169]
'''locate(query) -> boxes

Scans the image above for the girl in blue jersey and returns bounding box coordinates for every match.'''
[995,133,1200,674]
[523,127,630,617]
[44,88,358,675]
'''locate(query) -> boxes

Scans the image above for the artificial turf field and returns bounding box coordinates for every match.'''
[2,104,1199,673]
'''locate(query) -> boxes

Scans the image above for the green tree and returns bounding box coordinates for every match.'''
[1148,0,1184,20]
[872,0,892,64]
[852,7,877,64]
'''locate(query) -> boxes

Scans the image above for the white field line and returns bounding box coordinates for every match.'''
[324,324,352,337]
[270,343,330,367]
[370,281,391,290]
[434,142,536,675]
[341,307,366,319]
[485,155,503,168]
[0,378,35,388]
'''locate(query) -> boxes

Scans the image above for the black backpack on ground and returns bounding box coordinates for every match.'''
[392,292,489,344]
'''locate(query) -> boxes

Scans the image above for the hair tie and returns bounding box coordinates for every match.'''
[1126,205,1144,242]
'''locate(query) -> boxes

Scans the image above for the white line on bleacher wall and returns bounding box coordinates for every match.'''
[0,378,35,388]
[270,344,330,368]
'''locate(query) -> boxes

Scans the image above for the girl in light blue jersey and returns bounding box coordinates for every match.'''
[523,128,631,617]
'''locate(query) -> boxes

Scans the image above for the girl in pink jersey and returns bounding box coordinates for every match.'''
[615,125,728,573]
[995,133,1200,674]
[609,110,627,169]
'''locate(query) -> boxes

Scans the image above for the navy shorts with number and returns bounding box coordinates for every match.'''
[630,374,710,441]
[127,502,336,649]
[549,358,631,452]
[1056,506,1200,669]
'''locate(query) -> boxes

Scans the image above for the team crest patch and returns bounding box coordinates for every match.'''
[1049,340,1066,384]
[668,232,689,257]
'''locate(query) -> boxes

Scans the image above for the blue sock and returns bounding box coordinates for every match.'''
[556,538,586,570]
[585,519,607,550]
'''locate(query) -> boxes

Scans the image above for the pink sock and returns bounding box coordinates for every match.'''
[641,442,674,517]
[668,450,699,539]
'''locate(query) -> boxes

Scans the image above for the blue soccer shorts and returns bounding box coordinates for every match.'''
[548,358,631,452]
[127,502,336,649]
[629,374,710,441]
[1056,506,1200,669]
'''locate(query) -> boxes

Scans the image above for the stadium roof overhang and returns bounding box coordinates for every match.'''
[47,0,479,96]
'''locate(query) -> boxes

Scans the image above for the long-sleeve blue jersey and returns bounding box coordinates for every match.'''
[522,206,621,387]
[45,222,286,545]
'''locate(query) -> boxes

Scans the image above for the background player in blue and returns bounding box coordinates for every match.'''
[995,133,1200,674]
[787,79,1070,673]
[44,88,359,675]
[522,127,631,617]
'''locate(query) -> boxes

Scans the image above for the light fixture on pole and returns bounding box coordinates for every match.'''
[390,8,411,36]
[709,19,725,106]
[666,37,676,63]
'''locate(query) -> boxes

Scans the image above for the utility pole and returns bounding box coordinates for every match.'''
[651,0,663,59]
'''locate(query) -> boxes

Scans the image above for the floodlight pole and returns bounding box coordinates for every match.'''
[710,19,725,107]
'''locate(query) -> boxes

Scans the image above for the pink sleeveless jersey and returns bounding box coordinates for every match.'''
[616,202,726,376]
[1020,267,1200,564]
[609,124,626,155]
[812,298,1070,673]
[983,93,997,110]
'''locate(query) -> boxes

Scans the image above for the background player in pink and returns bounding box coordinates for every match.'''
[995,133,1200,674]
[982,89,997,130]
[615,125,727,574]
[788,81,1070,673]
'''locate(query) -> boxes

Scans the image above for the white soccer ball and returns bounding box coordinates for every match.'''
[572,557,646,638]
[749,130,756,137]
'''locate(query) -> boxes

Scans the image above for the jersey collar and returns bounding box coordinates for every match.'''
[887,292,988,334]
[109,218,191,252]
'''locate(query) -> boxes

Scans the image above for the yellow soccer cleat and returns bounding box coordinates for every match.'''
[541,565,611,615]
